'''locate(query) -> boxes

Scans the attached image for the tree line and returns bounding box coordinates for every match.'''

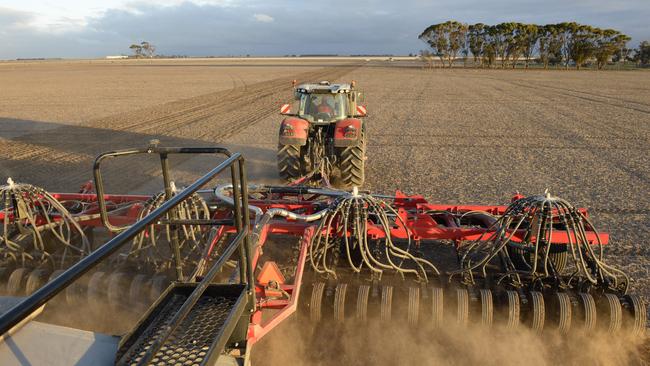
[418,21,647,69]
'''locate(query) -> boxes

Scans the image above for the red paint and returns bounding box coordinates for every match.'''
[0,186,611,348]
[279,117,309,144]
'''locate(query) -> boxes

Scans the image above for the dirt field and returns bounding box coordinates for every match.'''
[1,59,649,363]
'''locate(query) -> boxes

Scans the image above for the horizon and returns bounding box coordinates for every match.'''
[1,1,649,60]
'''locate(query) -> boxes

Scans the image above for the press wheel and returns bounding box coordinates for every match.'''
[128,274,149,306]
[149,275,169,302]
[597,293,622,333]
[549,292,572,334]
[479,289,493,327]
[107,272,129,311]
[25,269,48,295]
[622,294,646,336]
[506,290,520,329]
[529,291,545,332]
[333,283,347,322]
[310,282,325,322]
[381,285,393,322]
[432,287,444,328]
[356,285,370,321]
[87,271,107,310]
[456,288,469,326]
[6,268,29,296]
[408,287,420,326]
[578,293,597,332]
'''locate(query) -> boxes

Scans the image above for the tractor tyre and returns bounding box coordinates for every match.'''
[277,144,302,182]
[338,133,366,188]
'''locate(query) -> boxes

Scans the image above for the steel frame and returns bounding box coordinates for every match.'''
[0,183,609,345]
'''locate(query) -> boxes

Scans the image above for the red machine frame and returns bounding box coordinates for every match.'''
[0,186,609,346]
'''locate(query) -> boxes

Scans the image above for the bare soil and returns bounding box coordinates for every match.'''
[1,59,649,363]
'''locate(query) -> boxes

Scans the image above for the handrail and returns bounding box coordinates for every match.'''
[92,146,233,281]
[0,151,248,337]
[93,146,232,233]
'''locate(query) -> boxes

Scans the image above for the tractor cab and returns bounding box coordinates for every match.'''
[282,81,366,124]
[300,93,347,124]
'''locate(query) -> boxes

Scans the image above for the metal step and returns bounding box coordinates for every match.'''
[116,283,247,366]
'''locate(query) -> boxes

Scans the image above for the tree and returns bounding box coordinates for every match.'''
[483,43,497,68]
[569,25,596,70]
[140,41,156,58]
[594,30,630,69]
[447,22,468,67]
[499,22,519,68]
[521,24,540,68]
[488,24,509,68]
[419,21,468,68]
[505,23,530,68]
[129,44,143,57]
[418,23,448,67]
[467,23,486,66]
[558,22,579,68]
[538,25,555,69]
[634,41,650,65]
[547,26,564,67]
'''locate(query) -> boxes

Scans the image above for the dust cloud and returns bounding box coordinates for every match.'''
[253,315,648,366]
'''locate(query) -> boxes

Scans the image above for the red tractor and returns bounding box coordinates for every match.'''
[277,81,367,187]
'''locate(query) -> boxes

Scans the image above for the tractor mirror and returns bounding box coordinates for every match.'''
[280,104,293,115]
[356,91,365,103]
[354,105,367,117]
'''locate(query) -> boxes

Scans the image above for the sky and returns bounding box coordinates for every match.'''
[0,0,649,59]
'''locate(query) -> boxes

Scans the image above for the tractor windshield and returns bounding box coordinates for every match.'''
[298,93,349,123]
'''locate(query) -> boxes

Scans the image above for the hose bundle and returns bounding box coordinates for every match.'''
[129,188,211,270]
[454,192,629,292]
[309,189,438,282]
[0,178,90,266]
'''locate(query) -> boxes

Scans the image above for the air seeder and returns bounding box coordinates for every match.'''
[0,145,645,365]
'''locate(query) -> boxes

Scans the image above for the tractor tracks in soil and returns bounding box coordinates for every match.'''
[480,75,650,116]
[472,75,650,189]
[1,64,360,192]
[514,81,650,115]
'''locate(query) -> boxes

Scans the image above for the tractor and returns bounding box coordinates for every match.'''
[277,81,367,187]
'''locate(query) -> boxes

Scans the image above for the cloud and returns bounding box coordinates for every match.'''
[253,13,274,23]
[0,0,648,59]
[0,7,35,30]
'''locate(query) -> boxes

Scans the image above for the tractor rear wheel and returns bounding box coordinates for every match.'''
[277,144,303,181]
[338,133,366,188]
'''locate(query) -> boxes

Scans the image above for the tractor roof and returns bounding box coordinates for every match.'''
[295,81,353,94]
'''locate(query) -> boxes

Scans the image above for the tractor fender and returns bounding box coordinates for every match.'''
[333,118,363,147]
[279,117,309,146]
